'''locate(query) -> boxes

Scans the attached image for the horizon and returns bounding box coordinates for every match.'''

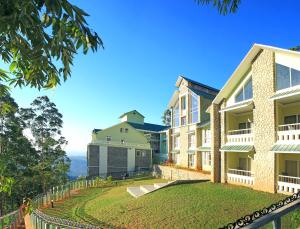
[2,0,300,156]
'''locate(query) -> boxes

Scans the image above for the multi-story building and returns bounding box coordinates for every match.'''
[87,110,168,177]
[166,76,219,173]
[210,44,300,194]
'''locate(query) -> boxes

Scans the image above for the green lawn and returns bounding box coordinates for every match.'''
[42,177,299,229]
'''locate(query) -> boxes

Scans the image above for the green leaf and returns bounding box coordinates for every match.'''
[9,61,17,72]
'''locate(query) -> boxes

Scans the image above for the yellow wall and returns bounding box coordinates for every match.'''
[120,112,144,124]
[226,112,253,131]
[276,103,300,126]
[227,151,255,172]
[277,153,300,174]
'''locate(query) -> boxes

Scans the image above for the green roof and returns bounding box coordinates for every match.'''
[119,110,145,118]
[271,144,300,153]
[188,86,216,100]
[220,145,254,152]
[198,120,210,128]
[270,88,300,100]
[170,150,180,154]
[197,146,211,151]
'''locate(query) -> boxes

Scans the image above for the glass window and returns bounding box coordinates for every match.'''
[285,160,298,177]
[235,78,253,103]
[202,152,211,166]
[121,139,125,144]
[244,79,253,100]
[276,64,290,90]
[125,128,128,133]
[188,133,196,148]
[174,136,180,149]
[202,129,211,145]
[190,93,198,124]
[106,136,111,141]
[120,128,123,133]
[284,115,297,124]
[173,102,180,127]
[181,96,186,110]
[181,116,186,126]
[292,68,300,87]
[235,89,244,103]
[188,154,195,168]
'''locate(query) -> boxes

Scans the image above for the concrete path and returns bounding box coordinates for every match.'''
[127,181,174,198]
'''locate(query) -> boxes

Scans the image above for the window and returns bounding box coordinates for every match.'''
[120,128,123,133]
[276,63,300,90]
[235,78,253,103]
[173,102,180,127]
[125,128,128,133]
[238,122,252,130]
[174,136,180,149]
[188,154,195,168]
[284,115,300,124]
[202,152,211,166]
[285,160,299,177]
[106,136,111,142]
[142,151,147,157]
[181,116,186,126]
[121,139,125,144]
[202,129,211,145]
[136,150,141,157]
[238,158,251,171]
[189,93,198,124]
[171,153,178,164]
[181,96,186,110]
[188,133,196,149]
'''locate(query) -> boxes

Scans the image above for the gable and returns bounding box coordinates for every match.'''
[93,122,148,144]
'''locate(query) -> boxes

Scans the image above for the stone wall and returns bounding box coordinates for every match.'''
[252,49,276,193]
[210,103,221,182]
[153,165,210,180]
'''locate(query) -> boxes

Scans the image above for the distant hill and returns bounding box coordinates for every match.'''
[68,155,87,179]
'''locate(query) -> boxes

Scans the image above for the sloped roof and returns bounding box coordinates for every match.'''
[177,76,220,92]
[270,87,300,100]
[127,122,169,132]
[119,110,145,118]
[92,129,102,134]
[188,86,216,100]
[271,144,300,153]
[220,145,254,152]
[213,44,300,104]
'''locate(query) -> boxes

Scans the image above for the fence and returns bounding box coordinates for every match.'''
[3,170,152,229]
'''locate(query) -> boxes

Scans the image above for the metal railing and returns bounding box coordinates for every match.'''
[227,168,253,177]
[0,207,24,229]
[278,175,300,185]
[227,128,252,135]
[278,123,300,131]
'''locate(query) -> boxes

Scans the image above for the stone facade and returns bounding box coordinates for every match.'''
[252,50,276,193]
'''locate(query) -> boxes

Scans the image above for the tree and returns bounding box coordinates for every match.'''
[20,96,70,193]
[162,109,171,126]
[194,0,240,15]
[0,0,103,96]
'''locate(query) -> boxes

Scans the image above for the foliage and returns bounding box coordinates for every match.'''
[194,0,241,15]
[161,109,171,126]
[0,94,69,215]
[20,96,70,193]
[0,0,102,95]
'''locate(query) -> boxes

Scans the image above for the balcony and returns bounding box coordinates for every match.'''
[277,123,300,143]
[227,168,254,185]
[278,175,300,193]
[227,128,253,145]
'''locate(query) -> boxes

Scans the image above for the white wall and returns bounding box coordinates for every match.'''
[127,148,136,172]
[99,146,108,175]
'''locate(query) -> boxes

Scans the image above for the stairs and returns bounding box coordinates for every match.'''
[127,181,174,198]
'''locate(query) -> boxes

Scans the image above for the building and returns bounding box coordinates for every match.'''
[167,76,219,173]
[87,110,168,177]
[210,44,300,194]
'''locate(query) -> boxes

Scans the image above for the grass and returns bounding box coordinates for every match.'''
[42,177,298,229]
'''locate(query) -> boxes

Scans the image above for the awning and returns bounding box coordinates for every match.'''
[220,100,253,113]
[220,145,254,152]
[187,150,196,154]
[270,88,300,100]
[197,120,210,128]
[197,146,211,151]
[271,144,300,153]
[170,150,180,154]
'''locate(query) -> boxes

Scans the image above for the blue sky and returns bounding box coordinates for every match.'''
[6,0,300,155]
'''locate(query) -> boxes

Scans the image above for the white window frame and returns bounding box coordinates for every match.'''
[189,92,199,124]
[188,133,196,149]
[188,154,195,168]
[202,152,211,166]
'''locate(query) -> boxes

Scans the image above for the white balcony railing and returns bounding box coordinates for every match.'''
[277,123,300,143]
[278,175,300,193]
[227,129,253,145]
[227,168,254,185]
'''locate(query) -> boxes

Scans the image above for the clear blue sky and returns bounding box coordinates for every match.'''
[7,0,300,155]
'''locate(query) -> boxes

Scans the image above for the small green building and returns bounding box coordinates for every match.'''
[87,110,169,178]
